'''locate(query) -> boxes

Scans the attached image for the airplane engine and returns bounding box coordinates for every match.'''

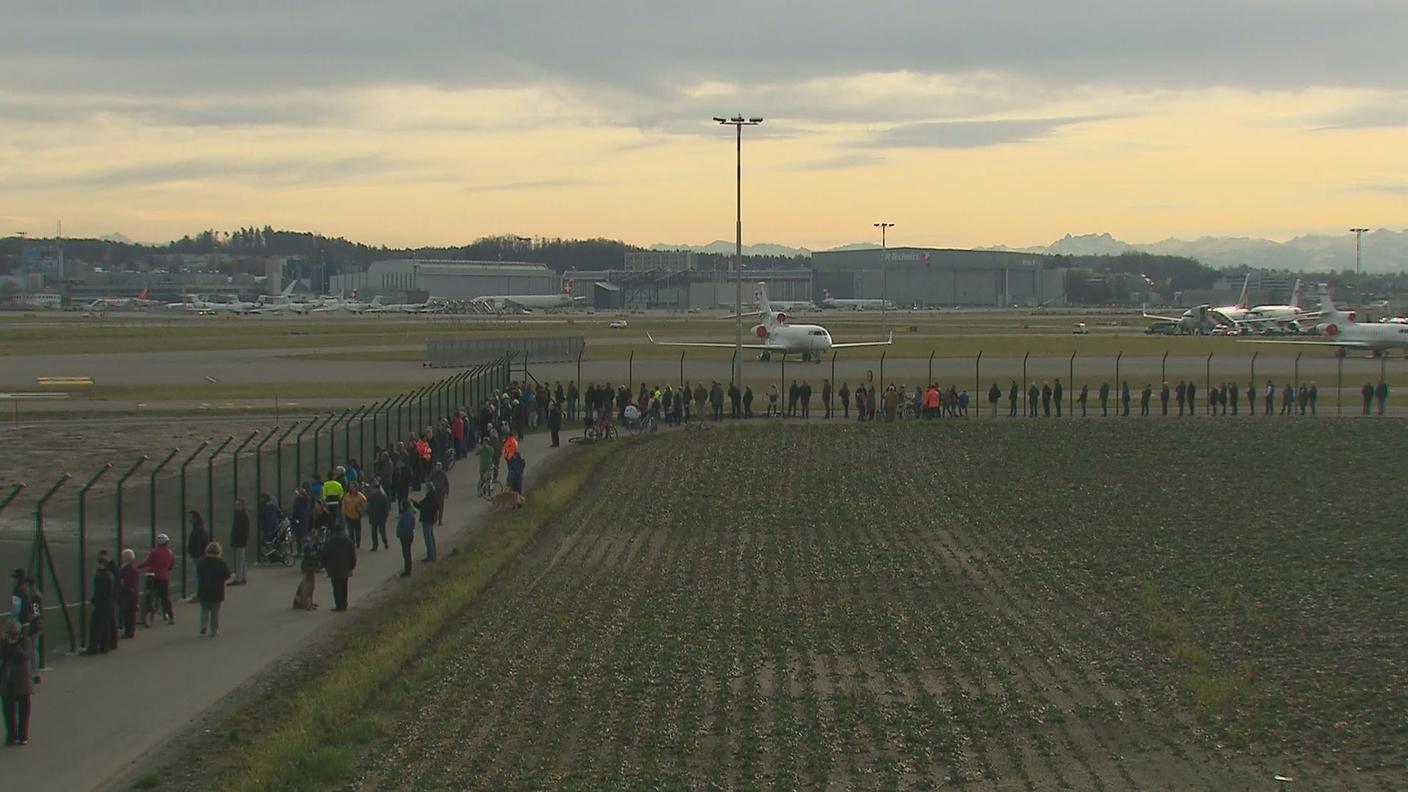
[753,324,769,338]
[775,312,788,324]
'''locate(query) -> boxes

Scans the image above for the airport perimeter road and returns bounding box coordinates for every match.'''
[2,429,573,792]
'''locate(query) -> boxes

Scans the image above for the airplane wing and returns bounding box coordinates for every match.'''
[1141,305,1184,323]
[830,332,895,350]
[646,332,774,350]
[1238,338,1376,349]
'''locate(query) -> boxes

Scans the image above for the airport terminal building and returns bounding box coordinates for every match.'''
[810,247,1066,308]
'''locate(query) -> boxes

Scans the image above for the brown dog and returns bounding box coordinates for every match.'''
[491,490,525,509]
[293,569,319,610]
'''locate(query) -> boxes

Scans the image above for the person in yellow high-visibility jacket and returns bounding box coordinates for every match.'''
[341,483,367,549]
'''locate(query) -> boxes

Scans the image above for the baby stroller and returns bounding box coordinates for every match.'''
[259,513,297,567]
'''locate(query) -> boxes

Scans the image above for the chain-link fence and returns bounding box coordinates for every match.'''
[426,336,584,368]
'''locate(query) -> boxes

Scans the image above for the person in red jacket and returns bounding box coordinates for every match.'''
[502,433,519,463]
[138,534,176,625]
[450,412,466,460]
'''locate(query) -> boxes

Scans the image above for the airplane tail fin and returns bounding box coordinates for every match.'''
[370,296,383,307]
[1236,273,1250,309]
[1290,279,1303,310]
[282,281,296,297]
[137,286,149,300]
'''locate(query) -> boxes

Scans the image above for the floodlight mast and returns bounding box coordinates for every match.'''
[874,222,895,328]
[1350,227,1369,277]
[716,115,763,388]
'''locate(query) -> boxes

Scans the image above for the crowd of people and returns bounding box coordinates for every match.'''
[564,375,1394,424]
[2,380,562,747]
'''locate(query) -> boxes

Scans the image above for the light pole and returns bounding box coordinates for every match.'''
[1350,227,1369,277]
[874,222,894,329]
[716,114,763,388]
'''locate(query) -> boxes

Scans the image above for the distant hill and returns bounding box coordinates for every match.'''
[984,229,1408,273]
[651,240,811,258]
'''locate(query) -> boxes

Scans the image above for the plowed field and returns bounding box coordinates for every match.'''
[356,421,1406,790]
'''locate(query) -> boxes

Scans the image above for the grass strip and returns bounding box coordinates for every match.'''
[224,438,620,792]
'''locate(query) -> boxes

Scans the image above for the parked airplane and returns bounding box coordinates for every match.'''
[820,289,894,311]
[647,282,892,362]
[1242,296,1408,356]
[1141,304,1219,335]
[367,296,443,314]
[1242,279,1316,326]
[170,295,262,314]
[86,286,159,311]
[471,280,582,312]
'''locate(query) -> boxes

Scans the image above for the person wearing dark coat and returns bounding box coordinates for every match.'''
[321,527,357,612]
[1053,379,1064,417]
[799,381,813,418]
[84,550,118,654]
[987,383,1001,416]
[2,619,34,745]
[185,511,208,601]
[742,386,754,419]
[1186,381,1197,415]
[417,486,440,562]
[547,400,563,447]
[229,499,251,585]
[195,542,230,637]
[728,383,741,419]
[366,481,391,552]
[1098,382,1110,416]
[839,382,851,418]
[507,453,527,494]
[1009,381,1019,417]
[822,380,833,418]
[1160,382,1170,416]
[1027,383,1039,417]
[1040,383,1052,417]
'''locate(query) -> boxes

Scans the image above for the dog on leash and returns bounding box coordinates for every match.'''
[491,490,525,509]
[139,573,158,627]
[293,569,319,610]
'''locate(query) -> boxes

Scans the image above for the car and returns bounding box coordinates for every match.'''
[1071,322,1089,335]
[608,319,628,329]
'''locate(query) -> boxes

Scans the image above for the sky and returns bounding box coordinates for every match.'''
[2,1,1406,250]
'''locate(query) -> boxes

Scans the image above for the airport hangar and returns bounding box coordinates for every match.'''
[330,259,559,301]
[571,248,1068,310]
[327,249,1068,309]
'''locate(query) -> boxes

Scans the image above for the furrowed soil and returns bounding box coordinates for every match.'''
[325,422,1407,788]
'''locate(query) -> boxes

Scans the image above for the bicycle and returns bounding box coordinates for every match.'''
[479,473,503,499]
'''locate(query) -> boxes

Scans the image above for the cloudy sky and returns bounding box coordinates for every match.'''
[3,1,1406,249]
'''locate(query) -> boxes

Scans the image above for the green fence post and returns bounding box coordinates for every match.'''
[206,436,235,541]
[231,430,258,509]
[77,464,112,650]
[113,455,147,560]
[33,474,73,663]
[147,449,179,547]
[177,442,208,599]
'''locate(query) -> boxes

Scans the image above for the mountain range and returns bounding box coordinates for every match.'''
[653,228,1408,273]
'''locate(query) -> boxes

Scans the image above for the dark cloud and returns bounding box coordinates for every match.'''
[1311,96,1408,130]
[4,2,1405,106]
[10,154,410,190]
[855,117,1102,149]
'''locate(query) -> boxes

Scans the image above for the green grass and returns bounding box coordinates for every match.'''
[224,437,620,792]
[310,420,1406,789]
[0,310,1344,359]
